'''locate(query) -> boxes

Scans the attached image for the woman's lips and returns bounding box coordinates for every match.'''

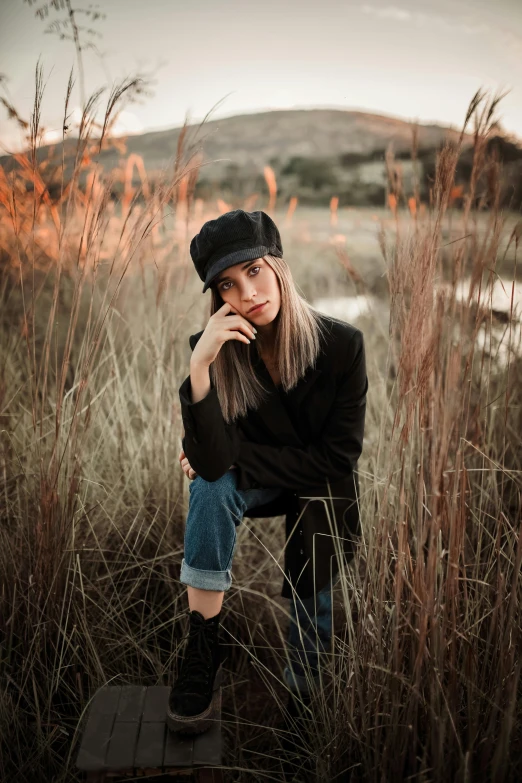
[248,301,267,314]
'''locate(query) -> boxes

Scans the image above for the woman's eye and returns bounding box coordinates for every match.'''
[221,266,260,291]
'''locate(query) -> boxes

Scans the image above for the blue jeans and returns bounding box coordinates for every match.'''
[179,468,339,695]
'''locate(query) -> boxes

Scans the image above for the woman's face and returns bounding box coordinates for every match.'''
[213,257,281,327]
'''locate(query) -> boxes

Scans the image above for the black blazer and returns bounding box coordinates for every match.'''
[179,312,368,600]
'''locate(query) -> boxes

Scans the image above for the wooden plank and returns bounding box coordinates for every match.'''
[105,719,140,770]
[134,721,166,768]
[96,686,144,770]
[76,713,117,771]
[91,687,122,715]
[192,719,222,767]
[116,685,146,722]
[76,687,122,771]
[142,686,170,722]
[163,727,194,768]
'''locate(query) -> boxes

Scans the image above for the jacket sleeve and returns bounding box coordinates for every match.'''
[235,328,368,491]
[179,333,241,482]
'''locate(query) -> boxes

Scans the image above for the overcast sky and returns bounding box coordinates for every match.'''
[1,0,522,152]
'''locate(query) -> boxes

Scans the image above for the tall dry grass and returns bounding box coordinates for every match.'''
[0,67,521,783]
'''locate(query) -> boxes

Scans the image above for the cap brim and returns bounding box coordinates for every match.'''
[202,246,269,293]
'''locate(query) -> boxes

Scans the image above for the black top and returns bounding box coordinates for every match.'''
[276,384,301,434]
[255,348,302,435]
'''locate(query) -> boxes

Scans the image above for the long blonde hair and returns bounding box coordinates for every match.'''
[209,254,329,423]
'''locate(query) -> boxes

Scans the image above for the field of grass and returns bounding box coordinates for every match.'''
[1,79,521,782]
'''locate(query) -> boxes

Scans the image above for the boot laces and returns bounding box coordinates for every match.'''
[176,617,217,689]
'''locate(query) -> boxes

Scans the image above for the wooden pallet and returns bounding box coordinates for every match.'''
[75,684,224,782]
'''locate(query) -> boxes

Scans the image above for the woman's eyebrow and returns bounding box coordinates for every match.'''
[215,260,258,284]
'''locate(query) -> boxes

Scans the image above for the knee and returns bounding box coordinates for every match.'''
[188,469,245,527]
[189,468,241,502]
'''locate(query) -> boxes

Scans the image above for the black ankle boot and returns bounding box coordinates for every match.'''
[166,609,224,735]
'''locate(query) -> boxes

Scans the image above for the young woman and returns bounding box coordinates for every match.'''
[166,209,368,737]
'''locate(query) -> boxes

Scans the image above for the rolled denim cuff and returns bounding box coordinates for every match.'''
[180,557,232,592]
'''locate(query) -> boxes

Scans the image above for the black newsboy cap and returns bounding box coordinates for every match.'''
[190,209,283,293]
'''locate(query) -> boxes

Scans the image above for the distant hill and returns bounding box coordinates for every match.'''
[110,108,472,175]
[2,108,521,208]
[0,108,470,175]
